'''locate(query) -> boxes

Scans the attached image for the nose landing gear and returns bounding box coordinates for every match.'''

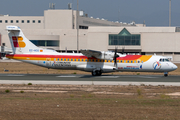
[164,72,168,77]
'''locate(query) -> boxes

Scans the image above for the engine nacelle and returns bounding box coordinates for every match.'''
[96,51,120,60]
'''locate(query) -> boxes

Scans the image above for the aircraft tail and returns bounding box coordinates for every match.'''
[6,26,42,54]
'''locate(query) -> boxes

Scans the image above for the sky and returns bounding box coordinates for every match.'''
[0,0,180,26]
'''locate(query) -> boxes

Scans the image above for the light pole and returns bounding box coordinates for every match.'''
[76,0,79,53]
[169,0,171,26]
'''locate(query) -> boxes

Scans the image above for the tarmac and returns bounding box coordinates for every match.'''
[0,74,180,86]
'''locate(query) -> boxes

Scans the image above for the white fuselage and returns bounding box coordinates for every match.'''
[6,52,177,73]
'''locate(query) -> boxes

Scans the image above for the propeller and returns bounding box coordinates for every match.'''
[113,47,119,67]
[122,47,125,54]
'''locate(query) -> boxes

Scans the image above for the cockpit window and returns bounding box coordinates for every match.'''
[159,58,169,62]
[165,59,169,62]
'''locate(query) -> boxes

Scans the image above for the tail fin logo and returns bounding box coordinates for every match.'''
[12,36,26,48]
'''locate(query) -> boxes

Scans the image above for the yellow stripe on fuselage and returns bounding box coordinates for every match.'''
[138,55,152,63]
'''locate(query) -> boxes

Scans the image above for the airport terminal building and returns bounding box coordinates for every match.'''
[0,9,180,62]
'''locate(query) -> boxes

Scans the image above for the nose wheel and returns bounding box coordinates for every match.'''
[164,72,168,77]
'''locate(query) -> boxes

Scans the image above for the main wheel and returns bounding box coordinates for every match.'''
[96,70,102,76]
[92,71,97,76]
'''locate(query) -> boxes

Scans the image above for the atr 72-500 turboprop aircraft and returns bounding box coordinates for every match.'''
[6,26,177,76]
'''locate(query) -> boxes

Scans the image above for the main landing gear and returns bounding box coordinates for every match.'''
[164,72,168,77]
[92,70,102,76]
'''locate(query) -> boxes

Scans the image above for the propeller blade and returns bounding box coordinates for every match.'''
[122,47,125,54]
[114,47,118,67]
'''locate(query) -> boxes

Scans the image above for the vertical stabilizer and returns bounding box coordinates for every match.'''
[6,26,40,54]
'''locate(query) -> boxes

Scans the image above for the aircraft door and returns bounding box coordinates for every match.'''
[46,58,52,67]
[136,59,143,70]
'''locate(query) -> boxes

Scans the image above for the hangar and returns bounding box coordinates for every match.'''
[0,9,180,62]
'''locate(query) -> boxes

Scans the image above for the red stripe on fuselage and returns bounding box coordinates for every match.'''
[117,55,142,60]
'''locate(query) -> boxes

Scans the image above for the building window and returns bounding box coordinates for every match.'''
[27,20,30,23]
[30,40,59,47]
[16,20,19,23]
[0,20,2,23]
[38,20,41,23]
[5,20,8,23]
[11,20,13,23]
[33,20,35,23]
[22,20,24,23]
[109,28,140,46]
[79,25,88,29]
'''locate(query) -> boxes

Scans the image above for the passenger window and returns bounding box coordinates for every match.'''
[64,59,66,61]
[121,60,122,63]
[159,59,162,61]
[134,61,136,63]
[131,60,133,63]
[162,59,164,62]
[127,60,129,63]
[67,59,69,61]
[78,59,80,61]
[61,59,63,61]
[124,60,126,63]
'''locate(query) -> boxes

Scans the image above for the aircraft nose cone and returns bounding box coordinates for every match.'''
[173,64,178,70]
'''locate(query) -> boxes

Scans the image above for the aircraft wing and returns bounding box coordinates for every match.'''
[80,49,102,58]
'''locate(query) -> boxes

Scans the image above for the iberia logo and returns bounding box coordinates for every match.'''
[12,36,26,48]
[153,61,161,70]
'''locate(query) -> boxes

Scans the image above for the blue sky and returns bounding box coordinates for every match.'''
[0,0,180,26]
